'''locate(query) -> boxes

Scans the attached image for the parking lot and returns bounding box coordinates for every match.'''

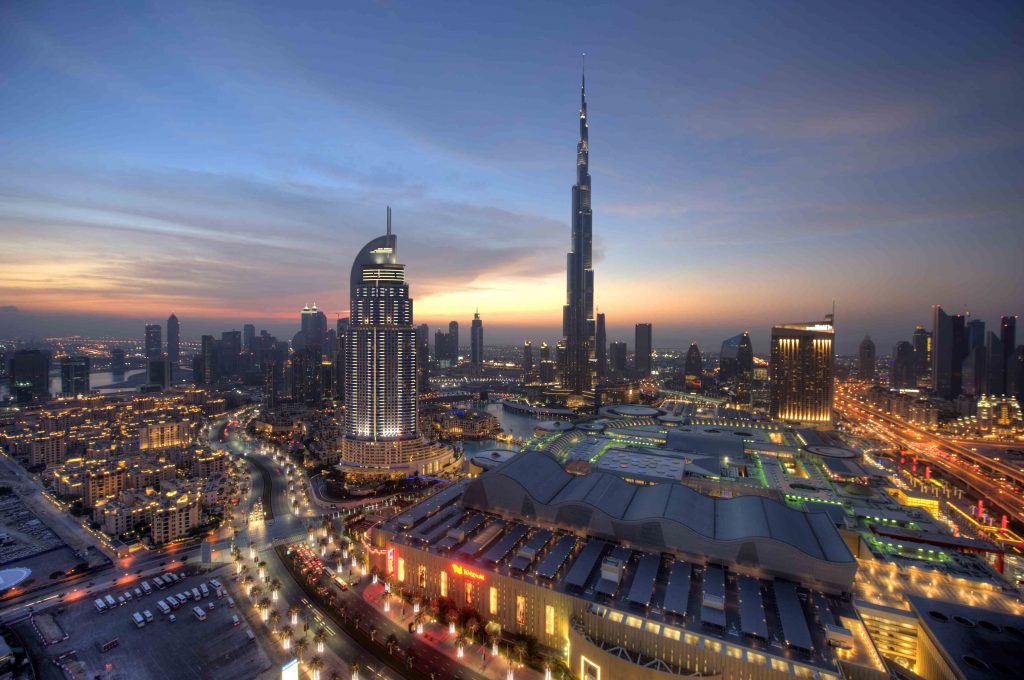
[17,566,272,680]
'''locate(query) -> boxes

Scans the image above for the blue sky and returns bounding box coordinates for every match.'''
[1,1,1022,353]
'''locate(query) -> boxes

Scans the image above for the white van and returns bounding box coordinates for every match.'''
[231,614,240,627]
[94,598,107,613]
[192,605,207,621]
[143,610,154,622]
[132,612,145,628]
[156,600,171,615]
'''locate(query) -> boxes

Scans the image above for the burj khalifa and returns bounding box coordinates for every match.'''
[561,66,595,393]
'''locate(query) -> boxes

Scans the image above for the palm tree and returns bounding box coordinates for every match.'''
[270,578,281,602]
[314,627,326,653]
[288,604,300,625]
[279,624,293,645]
[466,617,480,645]
[242,575,254,596]
[386,633,398,655]
[514,640,527,665]
[446,608,459,634]
[251,585,262,602]
[350,659,362,680]
[308,655,324,680]
[368,625,377,643]
[295,636,309,661]
[269,610,281,631]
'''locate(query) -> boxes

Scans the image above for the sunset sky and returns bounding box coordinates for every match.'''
[2,1,1022,353]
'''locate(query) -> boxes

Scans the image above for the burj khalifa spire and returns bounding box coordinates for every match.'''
[561,60,596,393]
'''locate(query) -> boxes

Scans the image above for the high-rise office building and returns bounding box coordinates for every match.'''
[110,348,126,374]
[144,324,162,361]
[891,341,917,389]
[985,331,1005,395]
[966,319,985,352]
[1001,315,1017,378]
[522,341,533,375]
[561,68,596,394]
[147,359,169,390]
[415,323,429,393]
[299,304,328,351]
[243,323,256,353]
[962,343,986,396]
[339,209,452,477]
[220,330,242,377]
[166,313,179,366]
[335,317,351,401]
[60,356,90,396]
[684,342,702,392]
[609,341,627,374]
[635,323,652,377]
[1008,345,1024,402]
[200,335,218,386]
[470,310,483,367]
[721,331,754,403]
[858,335,876,382]
[769,314,835,424]
[595,312,607,379]
[11,350,49,403]
[448,321,459,361]
[288,345,322,405]
[912,325,931,388]
[932,306,968,399]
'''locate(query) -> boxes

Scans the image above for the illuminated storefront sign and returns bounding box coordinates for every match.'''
[386,548,395,575]
[282,659,299,680]
[451,563,486,582]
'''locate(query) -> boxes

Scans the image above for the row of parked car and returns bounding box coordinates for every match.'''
[92,571,186,613]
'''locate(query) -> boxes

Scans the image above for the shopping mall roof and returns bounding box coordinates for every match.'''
[462,451,856,591]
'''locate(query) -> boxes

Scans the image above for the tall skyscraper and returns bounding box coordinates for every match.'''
[166,313,180,368]
[470,310,483,367]
[1001,315,1017,378]
[220,330,242,377]
[684,342,702,392]
[299,304,328,350]
[769,314,835,424]
[912,325,931,388]
[200,334,218,386]
[522,341,533,375]
[11,350,49,403]
[61,356,90,397]
[340,209,452,477]
[595,312,607,379]
[144,324,162,361]
[243,323,256,353]
[336,317,351,401]
[858,335,876,382]
[966,319,986,352]
[931,306,968,399]
[985,331,1005,395]
[110,348,126,375]
[415,323,430,393]
[609,341,627,374]
[635,323,652,377]
[448,321,460,361]
[561,68,596,394]
[891,341,917,389]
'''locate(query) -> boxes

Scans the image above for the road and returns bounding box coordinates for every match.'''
[836,390,1024,525]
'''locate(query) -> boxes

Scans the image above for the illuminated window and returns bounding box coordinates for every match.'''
[397,558,405,583]
[545,604,555,636]
[771,658,791,673]
[645,622,661,634]
[465,581,474,604]
[625,615,643,629]
[417,565,426,588]
[516,595,526,626]
[726,645,744,659]
[581,656,600,680]
[662,627,681,641]
[440,570,447,597]
[489,586,498,615]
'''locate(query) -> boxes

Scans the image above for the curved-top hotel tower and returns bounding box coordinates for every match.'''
[561,67,596,395]
[339,208,454,477]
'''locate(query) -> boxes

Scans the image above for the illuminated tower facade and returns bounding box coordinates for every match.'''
[561,66,596,393]
[340,208,453,477]
[769,314,835,424]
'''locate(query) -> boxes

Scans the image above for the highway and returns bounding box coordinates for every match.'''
[836,389,1024,525]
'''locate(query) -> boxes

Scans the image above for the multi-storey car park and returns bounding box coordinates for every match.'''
[372,451,889,680]
[452,401,1024,675]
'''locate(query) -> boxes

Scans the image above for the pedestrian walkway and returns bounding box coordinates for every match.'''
[361,582,545,680]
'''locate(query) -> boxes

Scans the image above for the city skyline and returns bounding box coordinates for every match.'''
[2,3,1022,353]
